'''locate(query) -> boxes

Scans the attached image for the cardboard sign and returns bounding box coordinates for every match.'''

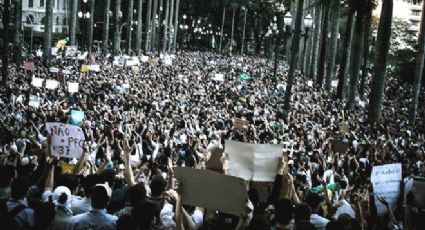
[65,46,78,57]
[24,61,36,71]
[68,82,79,93]
[31,77,44,88]
[371,163,402,215]
[331,140,349,153]
[307,80,313,87]
[173,167,247,216]
[70,110,84,126]
[148,58,159,67]
[90,64,100,72]
[233,118,249,130]
[141,55,149,62]
[225,140,284,182]
[412,177,425,210]
[59,161,75,174]
[213,73,225,82]
[49,67,60,73]
[46,79,60,89]
[28,95,40,108]
[80,64,90,73]
[46,122,85,158]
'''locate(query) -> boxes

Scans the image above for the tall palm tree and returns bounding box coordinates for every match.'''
[359,4,373,97]
[283,0,305,112]
[310,2,322,80]
[2,0,11,84]
[316,1,330,86]
[168,0,174,51]
[145,0,152,52]
[150,0,158,51]
[126,0,134,54]
[14,0,22,66]
[336,1,354,100]
[113,0,122,54]
[70,0,78,46]
[409,0,425,125]
[325,0,340,90]
[368,0,393,123]
[172,0,180,51]
[219,7,226,53]
[162,0,169,53]
[44,0,53,61]
[103,0,111,52]
[135,0,143,54]
[88,0,95,54]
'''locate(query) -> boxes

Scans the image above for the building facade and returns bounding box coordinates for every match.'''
[22,0,69,34]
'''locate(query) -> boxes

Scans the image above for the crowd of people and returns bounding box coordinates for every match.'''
[0,51,424,230]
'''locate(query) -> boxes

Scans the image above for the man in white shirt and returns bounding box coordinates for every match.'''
[67,183,118,230]
[306,193,329,230]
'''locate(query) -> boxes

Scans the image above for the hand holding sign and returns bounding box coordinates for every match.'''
[46,122,85,158]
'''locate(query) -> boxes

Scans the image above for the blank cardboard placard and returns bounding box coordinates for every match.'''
[46,122,85,158]
[46,79,60,89]
[371,163,402,215]
[31,77,44,88]
[68,82,79,93]
[173,167,247,216]
[233,118,249,130]
[28,95,40,108]
[225,140,284,182]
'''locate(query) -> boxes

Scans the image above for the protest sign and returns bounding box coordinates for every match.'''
[46,80,59,89]
[331,140,349,153]
[65,46,78,57]
[412,177,425,210]
[36,50,43,57]
[307,80,313,87]
[141,55,149,62]
[148,58,159,66]
[131,66,140,73]
[80,64,90,73]
[331,80,338,87]
[89,64,100,72]
[31,77,44,88]
[68,82,79,93]
[70,110,85,126]
[78,52,88,60]
[213,73,225,82]
[122,83,130,89]
[28,95,40,108]
[173,167,247,216]
[233,118,249,130]
[59,161,75,174]
[24,61,36,71]
[51,47,58,56]
[225,140,284,182]
[113,56,125,66]
[46,122,85,158]
[371,163,402,215]
[49,67,60,73]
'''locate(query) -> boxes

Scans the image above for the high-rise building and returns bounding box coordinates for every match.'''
[22,0,68,34]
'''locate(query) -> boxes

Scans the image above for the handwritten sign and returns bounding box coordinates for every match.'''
[371,163,402,215]
[31,77,44,88]
[233,118,249,131]
[173,167,247,216]
[46,122,85,158]
[225,140,284,182]
[28,95,40,108]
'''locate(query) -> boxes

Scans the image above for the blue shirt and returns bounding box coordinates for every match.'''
[67,208,118,230]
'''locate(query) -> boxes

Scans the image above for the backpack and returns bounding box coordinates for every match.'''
[0,199,28,230]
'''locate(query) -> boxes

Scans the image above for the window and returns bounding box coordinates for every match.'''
[28,0,33,7]
[412,10,421,16]
[57,0,60,9]
[63,18,67,25]
[40,0,44,7]
[56,17,60,25]
[26,15,35,24]
[411,21,419,27]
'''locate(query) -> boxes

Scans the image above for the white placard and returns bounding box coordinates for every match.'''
[225,140,284,182]
[78,52,88,60]
[46,79,60,89]
[36,50,43,57]
[141,55,149,62]
[68,82,79,93]
[46,122,85,159]
[122,83,130,89]
[28,95,40,108]
[163,58,172,66]
[89,64,100,72]
[31,77,44,88]
[173,167,247,216]
[371,163,402,215]
[213,73,225,82]
[331,80,338,87]
[307,81,313,87]
[49,67,60,73]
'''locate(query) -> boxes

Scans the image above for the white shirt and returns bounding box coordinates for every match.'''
[67,208,118,230]
[71,196,91,215]
[160,203,203,229]
[6,198,35,228]
[335,199,356,219]
[310,213,329,230]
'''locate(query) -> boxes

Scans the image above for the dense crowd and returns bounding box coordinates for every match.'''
[0,51,424,230]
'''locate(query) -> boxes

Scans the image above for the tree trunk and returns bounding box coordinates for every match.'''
[102,0,111,52]
[310,4,322,80]
[230,8,236,54]
[157,0,163,55]
[168,0,174,51]
[44,0,53,61]
[150,0,158,52]
[283,0,304,112]
[347,12,366,109]
[14,0,22,66]
[359,8,372,98]
[219,7,226,53]
[368,0,393,123]
[172,0,180,51]
[135,0,143,54]
[316,2,330,86]
[126,0,134,54]
[409,1,425,125]
[325,1,340,91]
[1,0,10,84]
[162,0,169,53]
[337,6,354,100]
[70,0,78,45]
[304,6,314,76]
[88,0,95,54]
[241,9,247,54]
[113,0,122,54]
[145,0,152,52]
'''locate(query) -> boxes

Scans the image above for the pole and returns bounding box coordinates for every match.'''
[1,0,10,84]
[151,0,158,52]
[230,8,236,54]
[168,0,174,51]
[44,0,53,61]
[135,0,143,54]
[70,0,78,45]
[113,0,122,54]
[162,0,169,53]
[172,0,180,51]
[241,8,247,55]
[273,32,280,87]
[302,28,309,73]
[157,0,163,56]
[126,0,134,54]
[219,7,226,53]
[102,0,111,52]
[14,0,22,65]
[145,0,152,52]
[88,0,95,54]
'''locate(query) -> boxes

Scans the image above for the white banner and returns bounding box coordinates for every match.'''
[46,122,85,158]
[225,140,284,182]
[371,163,402,215]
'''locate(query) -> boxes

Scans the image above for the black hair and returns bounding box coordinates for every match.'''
[0,166,15,187]
[294,203,312,223]
[127,183,147,206]
[91,185,110,209]
[275,198,294,225]
[150,176,167,197]
[305,192,323,212]
[11,176,29,200]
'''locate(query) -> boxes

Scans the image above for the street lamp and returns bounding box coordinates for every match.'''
[300,14,313,74]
